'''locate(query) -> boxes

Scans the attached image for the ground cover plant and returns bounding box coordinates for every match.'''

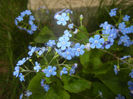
[12,7,133,99]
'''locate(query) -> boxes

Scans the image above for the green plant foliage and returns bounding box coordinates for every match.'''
[28,73,46,99]
[34,26,55,43]
[62,75,91,93]
[74,26,89,43]
[28,73,70,99]
[45,88,70,99]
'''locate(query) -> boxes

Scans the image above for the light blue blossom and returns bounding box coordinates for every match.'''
[13,66,20,77]
[15,10,37,35]
[16,16,23,22]
[29,15,35,21]
[57,48,75,60]
[31,24,37,31]
[38,47,46,56]
[73,28,78,34]
[109,8,117,17]
[89,35,104,49]
[43,66,57,77]
[47,40,56,47]
[114,65,119,75]
[129,69,133,78]
[57,35,71,50]
[60,67,68,76]
[19,93,23,99]
[22,10,32,16]
[28,47,37,56]
[16,58,27,66]
[118,35,133,47]
[64,30,72,37]
[115,94,125,99]
[25,90,32,97]
[41,79,45,86]
[128,81,133,94]
[118,22,126,30]
[102,38,114,49]
[27,30,34,34]
[56,12,69,26]
[43,84,50,92]
[68,23,74,29]
[19,73,25,82]
[34,61,41,72]
[73,43,85,56]
[123,15,130,21]
[100,21,111,30]
[70,63,78,75]
[120,55,131,60]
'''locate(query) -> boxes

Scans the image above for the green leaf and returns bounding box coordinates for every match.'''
[96,68,130,97]
[80,50,90,67]
[45,88,70,99]
[62,75,91,93]
[80,50,107,75]
[34,26,55,43]
[28,73,46,99]
[28,73,70,99]
[74,26,89,43]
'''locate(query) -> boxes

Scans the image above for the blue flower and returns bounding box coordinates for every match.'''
[60,67,68,76]
[118,22,126,30]
[34,61,41,72]
[57,35,71,50]
[73,28,78,34]
[29,15,35,21]
[102,38,114,49]
[120,55,131,60]
[100,21,111,30]
[70,63,78,75]
[16,16,23,22]
[31,24,37,31]
[109,8,117,17]
[25,90,32,97]
[73,43,85,56]
[16,58,27,66]
[28,47,37,56]
[29,20,34,25]
[56,48,75,60]
[128,81,133,95]
[19,93,23,99]
[118,35,133,47]
[19,73,25,82]
[13,66,20,77]
[15,10,37,35]
[123,15,130,21]
[43,84,50,92]
[114,65,119,75]
[68,23,74,29]
[38,47,46,56]
[47,40,56,47]
[23,10,32,16]
[129,69,133,78]
[89,35,104,49]
[42,66,57,77]
[115,94,125,99]
[64,30,72,37]
[56,12,69,26]
[41,79,45,86]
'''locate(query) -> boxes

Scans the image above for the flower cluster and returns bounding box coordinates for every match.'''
[14,8,133,98]
[41,79,50,92]
[20,90,32,99]
[15,10,37,34]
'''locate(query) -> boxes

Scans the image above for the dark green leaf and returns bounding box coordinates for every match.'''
[62,75,91,93]
[34,26,55,43]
